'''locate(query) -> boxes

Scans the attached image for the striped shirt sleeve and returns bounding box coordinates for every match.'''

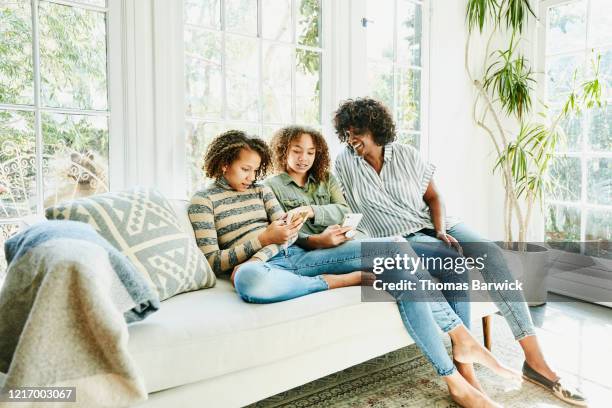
[188,193,263,274]
[250,185,285,262]
[334,152,361,214]
[401,145,436,196]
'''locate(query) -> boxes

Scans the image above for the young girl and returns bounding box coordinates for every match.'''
[189,129,516,408]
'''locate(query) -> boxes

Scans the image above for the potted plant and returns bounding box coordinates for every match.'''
[464,0,604,305]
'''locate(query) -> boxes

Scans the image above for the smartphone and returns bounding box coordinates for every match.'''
[342,213,363,229]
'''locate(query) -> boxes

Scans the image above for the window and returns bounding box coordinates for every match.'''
[362,0,424,148]
[0,0,112,274]
[543,0,611,256]
[184,0,323,193]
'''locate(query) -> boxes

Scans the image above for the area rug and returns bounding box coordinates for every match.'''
[247,315,572,408]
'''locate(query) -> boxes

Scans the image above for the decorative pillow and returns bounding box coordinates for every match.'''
[45,187,216,300]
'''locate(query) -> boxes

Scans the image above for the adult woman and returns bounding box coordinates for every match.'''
[263,126,516,407]
[332,98,586,406]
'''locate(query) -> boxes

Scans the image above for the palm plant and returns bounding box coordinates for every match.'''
[465,0,604,244]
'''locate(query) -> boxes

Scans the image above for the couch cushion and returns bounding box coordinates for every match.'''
[168,199,198,250]
[45,187,215,300]
[128,280,497,393]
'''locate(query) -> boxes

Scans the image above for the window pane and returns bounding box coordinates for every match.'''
[75,0,106,6]
[397,130,419,149]
[184,0,221,29]
[297,0,320,47]
[553,107,582,152]
[0,110,36,218]
[587,158,611,206]
[186,121,224,192]
[39,1,108,110]
[599,48,612,99]
[295,50,320,125]
[0,222,23,284]
[262,0,291,42]
[226,35,259,121]
[263,124,286,142]
[548,156,581,202]
[262,43,292,123]
[0,0,33,105]
[366,0,394,62]
[396,68,420,131]
[185,29,222,118]
[546,1,586,54]
[42,113,109,207]
[546,54,583,101]
[367,62,393,108]
[589,0,612,47]
[545,204,581,242]
[585,209,611,258]
[397,0,421,66]
[589,104,612,152]
[226,0,257,36]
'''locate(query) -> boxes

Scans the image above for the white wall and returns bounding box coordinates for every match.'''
[427,0,507,240]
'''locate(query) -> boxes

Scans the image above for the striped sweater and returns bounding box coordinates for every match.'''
[188,178,287,275]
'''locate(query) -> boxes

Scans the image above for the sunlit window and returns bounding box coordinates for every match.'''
[544,0,611,256]
[184,0,323,193]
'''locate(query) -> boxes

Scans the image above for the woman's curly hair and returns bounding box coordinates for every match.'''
[333,98,396,146]
[269,126,331,183]
[203,130,272,180]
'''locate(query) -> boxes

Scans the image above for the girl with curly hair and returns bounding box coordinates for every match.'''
[265,125,365,248]
[264,125,520,408]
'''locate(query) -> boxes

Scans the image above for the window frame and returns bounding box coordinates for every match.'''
[347,0,430,158]
[537,0,612,244]
[182,0,331,194]
[0,0,125,226]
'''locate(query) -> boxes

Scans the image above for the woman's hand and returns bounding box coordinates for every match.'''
[258,217,304,246]
[230,259,261,286]
[291,205,315,219]
[313,225,353,248]
[435,230,464,257]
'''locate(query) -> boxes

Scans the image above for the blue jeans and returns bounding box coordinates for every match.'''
[233,239,464,376]
[406,223,536,340]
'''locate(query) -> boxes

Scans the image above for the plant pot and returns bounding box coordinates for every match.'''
[497,242,550,306]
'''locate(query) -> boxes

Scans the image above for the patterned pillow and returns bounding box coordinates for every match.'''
[45,187,216,300]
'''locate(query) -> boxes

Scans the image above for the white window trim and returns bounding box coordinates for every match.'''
[343,0,430,159]
[0,0,124,226]
[537,0,612,306]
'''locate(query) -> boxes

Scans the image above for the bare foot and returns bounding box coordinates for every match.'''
[450,327,521,380]
[321,271,363,289]
[445,372,501,408]
[455,360,485,392]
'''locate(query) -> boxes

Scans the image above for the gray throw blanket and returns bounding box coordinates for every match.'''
[0,221,160,407]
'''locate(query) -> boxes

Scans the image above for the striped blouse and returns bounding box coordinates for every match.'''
[188,178,286,275]
[334,142,460,238]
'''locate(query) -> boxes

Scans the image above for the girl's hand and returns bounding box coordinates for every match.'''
[317,225,352,248]
[258,218,303,246]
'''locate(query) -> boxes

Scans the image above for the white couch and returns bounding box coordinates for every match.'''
[127,200,498,408]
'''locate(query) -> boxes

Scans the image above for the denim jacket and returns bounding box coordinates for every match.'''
[264,172,357,245]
